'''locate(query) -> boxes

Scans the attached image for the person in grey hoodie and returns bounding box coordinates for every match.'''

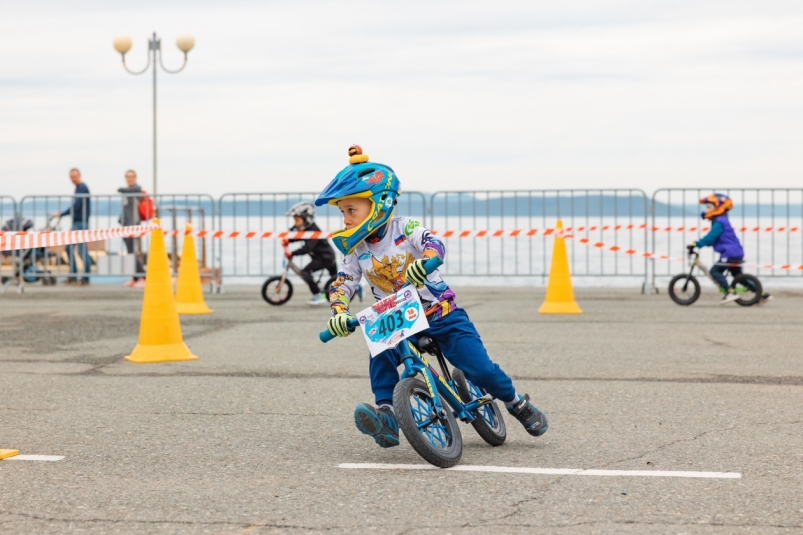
[118,170,146,286]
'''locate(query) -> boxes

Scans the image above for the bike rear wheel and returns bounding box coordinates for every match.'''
[732,274,762,306]
[261,276,293,305]
[394,377,462,468]
[668,274,700,305]
[451,368,506,446]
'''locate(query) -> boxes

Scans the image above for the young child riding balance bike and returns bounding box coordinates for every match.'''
[689,194,771,305]
[284,201,338,306]
[317,145,548,448]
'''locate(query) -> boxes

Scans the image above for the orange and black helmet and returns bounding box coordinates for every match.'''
[699,193,733,220]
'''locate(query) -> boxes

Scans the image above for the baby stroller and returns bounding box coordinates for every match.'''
[1,215,59,291]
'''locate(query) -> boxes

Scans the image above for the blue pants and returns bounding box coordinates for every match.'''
[369,308,516,406]
[67,221,90,281]
[711,257,756,292]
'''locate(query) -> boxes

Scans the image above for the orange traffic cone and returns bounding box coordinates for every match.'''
[0,449,19,460]
[125,219,198,363]
[176,224,213,315]
[539,220,582,314]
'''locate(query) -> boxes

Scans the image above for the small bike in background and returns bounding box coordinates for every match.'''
[260,243,338,306]
[668,246,762,306]
[1,215,60,290]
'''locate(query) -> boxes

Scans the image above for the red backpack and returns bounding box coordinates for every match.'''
[138,191,155,221]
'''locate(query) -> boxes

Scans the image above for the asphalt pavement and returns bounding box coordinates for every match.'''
[1,283,802,534]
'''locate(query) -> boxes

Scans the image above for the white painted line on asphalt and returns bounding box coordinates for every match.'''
[339,463,741,479]
[3,455,64,462]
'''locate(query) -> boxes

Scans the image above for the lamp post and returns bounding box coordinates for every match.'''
[113,32,195,195]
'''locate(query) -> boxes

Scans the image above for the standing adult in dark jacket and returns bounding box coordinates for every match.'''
[284,201,337,305]
[118,169,146,287]
[52,168,91,285]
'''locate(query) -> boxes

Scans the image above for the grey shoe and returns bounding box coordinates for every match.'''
[719,291,739,305]
[307,293,328,306]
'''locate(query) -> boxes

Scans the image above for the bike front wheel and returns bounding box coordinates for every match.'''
[732,274,762,306]
[261,276,293,305]
[394,377,462,468]
[451,368,506,446]
[668,274,700,305]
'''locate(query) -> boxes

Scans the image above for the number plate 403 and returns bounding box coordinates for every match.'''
[355,288,430,358]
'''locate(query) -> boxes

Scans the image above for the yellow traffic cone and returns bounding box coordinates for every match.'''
[0,449,19,460]
[126,219,198,363]
[539,220,582,314]
[176,224,213,315]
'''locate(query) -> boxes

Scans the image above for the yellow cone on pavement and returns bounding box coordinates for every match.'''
[539,219,582,314]
[0,449,19,460]
[126,219,198,363]
[176,224,213,315]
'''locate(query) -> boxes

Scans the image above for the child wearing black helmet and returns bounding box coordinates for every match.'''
[284,201,338,306]
[315,145,548,448]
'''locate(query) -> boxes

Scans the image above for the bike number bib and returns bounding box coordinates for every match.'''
[355,288,430,358]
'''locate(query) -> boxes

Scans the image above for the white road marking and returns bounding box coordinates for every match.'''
[339,463,741,479]
[3,455,64,462]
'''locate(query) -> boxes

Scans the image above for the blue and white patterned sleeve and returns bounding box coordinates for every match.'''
[329,253,363,316]
[402,218,445,261]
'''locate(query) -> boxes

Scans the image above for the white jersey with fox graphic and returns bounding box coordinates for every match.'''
[330,217,457,319]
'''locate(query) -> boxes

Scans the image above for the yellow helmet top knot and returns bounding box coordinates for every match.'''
[348,144,369,164]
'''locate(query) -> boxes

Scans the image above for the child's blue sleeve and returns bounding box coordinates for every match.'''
[695,220,724,247]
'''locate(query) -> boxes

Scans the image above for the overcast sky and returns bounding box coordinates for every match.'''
[1,1,802,199]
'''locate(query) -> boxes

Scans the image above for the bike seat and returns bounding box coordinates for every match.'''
[415,335,439,355]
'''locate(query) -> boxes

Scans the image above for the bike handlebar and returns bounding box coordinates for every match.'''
[318,256,444,343]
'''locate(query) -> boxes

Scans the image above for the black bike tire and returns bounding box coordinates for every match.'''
[451,368,506,447]
[323,275,337,296]
[668,274,700,305]
[394,377,462,468]
[261,277,293,305]
[732,274,762,307]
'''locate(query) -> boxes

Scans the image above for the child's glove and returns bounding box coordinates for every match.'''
[405,259,428,287]
[328,313,354,338]
[285,250,293,259]
[281,239,290,246]
[687,242,697,252]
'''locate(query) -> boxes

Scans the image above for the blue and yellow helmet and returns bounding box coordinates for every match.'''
[315,145,401,255]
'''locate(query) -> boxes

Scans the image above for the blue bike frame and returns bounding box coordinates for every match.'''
[396,338,493,425]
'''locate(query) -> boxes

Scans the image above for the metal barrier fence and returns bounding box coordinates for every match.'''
[428,190,649,283]
[0,196,19,290]
[216,192,427,284]
[7,194,216,291]
[6,188,803,291]
[0,196,16,221]
[650,188,803,289]
[0,197,17,238]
